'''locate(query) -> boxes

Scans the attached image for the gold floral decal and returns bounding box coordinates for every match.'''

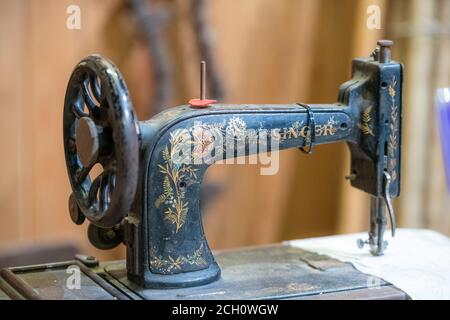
[192,122,225,162]
[156,115,341,234]
[226,116,247,138]
[387,76,399,181]
[152,115,341,272]
[358,105,374,136]
[155,130,198,232]
[155,121,225,233]
[150,243,207,273]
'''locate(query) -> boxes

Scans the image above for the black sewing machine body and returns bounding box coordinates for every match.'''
[127,56,402,288]
[0,41,403,298]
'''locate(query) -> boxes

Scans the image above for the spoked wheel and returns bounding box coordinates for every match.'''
[63,55,139,229]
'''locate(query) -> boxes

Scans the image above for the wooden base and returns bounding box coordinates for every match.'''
[0,244,408,300]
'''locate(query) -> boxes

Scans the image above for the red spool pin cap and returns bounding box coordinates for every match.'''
[189,61,217,108]
[188,98,217,108]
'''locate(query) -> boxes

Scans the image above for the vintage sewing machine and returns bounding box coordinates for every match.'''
[0,40,406,300]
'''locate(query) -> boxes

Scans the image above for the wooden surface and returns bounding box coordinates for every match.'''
[103,245,408,300]
[292,286,407,300]
[0,244,408,300]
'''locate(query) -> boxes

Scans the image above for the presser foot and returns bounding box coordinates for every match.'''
[370,242,388,256]
[357,237,388,256]
[357,172,396,256]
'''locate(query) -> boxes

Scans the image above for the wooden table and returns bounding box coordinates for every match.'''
[0,244,408,300]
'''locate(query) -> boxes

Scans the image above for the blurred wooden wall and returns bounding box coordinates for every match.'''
[388,0,450,235]
[0,0,124,260]
[0,0,389,261]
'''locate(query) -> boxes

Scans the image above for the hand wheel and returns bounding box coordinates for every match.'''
[63,55,139,229]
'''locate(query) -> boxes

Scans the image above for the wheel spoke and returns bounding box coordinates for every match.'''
[108,166,116,191]
[107,171,114,200]
[76,162,94,184]
[99,170,111,211]
[72,104,88,118]
[90,74,102,102]
[88,174,102,208]
[81,79,98,113]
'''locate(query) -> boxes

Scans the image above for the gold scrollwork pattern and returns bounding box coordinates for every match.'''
[155,121,225,233]
[387,76,399,182]
[152,115,339,272]
[156,116,340,233]
[150,243,207,273]
[155,131,197,233]
[358,105,374,136]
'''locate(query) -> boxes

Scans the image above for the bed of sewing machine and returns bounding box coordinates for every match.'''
[0,244,408,300]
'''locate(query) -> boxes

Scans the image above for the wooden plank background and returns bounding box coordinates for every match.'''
[0,0,447,262]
